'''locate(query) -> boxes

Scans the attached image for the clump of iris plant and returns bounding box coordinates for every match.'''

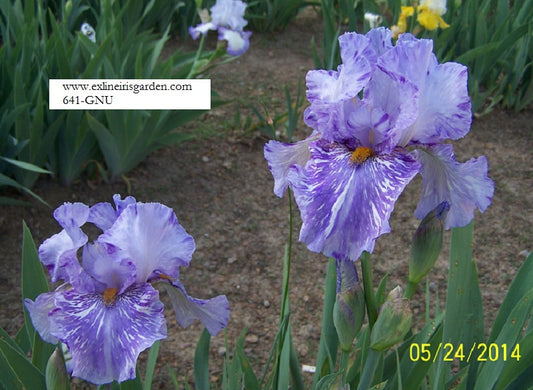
[24,195,230,385]
[189,0,252,56]
[264,28,494,264]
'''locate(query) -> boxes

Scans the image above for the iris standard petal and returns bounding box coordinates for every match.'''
[218,28,251,56]
[377,35,471,145]
[82,242,136,295]
[38,230,95,292]
[87,202,116,231]
[264,134,318,197]
[210,0,248,31]
[50,284,166,385]
[98,202,195,283]
[288,140,420,261]
[87,195,136,231]
[24,292,59,344]
[306,33,374,105]
[53,202,89,248]
[413,144,494,229]
[163,280,230,336]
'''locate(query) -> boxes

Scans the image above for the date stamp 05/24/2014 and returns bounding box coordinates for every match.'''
[409,343,521,363]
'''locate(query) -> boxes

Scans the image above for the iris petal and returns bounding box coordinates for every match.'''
[218,28,251,56]
[164,280,230,336]
[24,292,59,344]
[378,35,471,145]
[288,140,420,261]
[413,144,494,229]
[50,284,166,385]
[264,134,318,197]
[98,202,195,283]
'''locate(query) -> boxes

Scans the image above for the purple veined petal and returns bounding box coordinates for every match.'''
[288,140,420,261]
[413,144,494,229]
[378,33,435,89]
[53,202,90,248]
[304,98,360,141]
[210,0,248,31]
[365,27,393,57]
[113,194,137,215]
[264,134,319,197]
[346,101,395,152]
[306,33,374,105]
[39,230,94,292]
[362,68,420,148]
[377,34,471,145]
[87,195,137,231]
[50,284,166,385]
[402,61,471,145]
[24,292,60,344]
[189,22,217,39]
[87,202,116,231]
[82,242,136,295]
[218,28,251,56]
[163,280,230,336]
[98,202,195,283]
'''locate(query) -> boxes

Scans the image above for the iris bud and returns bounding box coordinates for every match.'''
[45,348,70,390]
[370,286,412,351]
[409,201,449,284]
[333,260,365,352]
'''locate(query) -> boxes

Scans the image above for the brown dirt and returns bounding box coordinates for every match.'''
[1,10,532,389]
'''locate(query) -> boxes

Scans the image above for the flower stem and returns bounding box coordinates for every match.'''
[404,280,418,300]
[360,251,378,327]
[187,33,206,78]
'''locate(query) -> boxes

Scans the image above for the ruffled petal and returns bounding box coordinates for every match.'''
[377,35,471,145]
[38,230,95,292]
[24,292,59,344]
[264,134,318,197]
[50,284,166,385]
[82,242,136,294]
[53,202,89,248]
[413,144,494,229]
[163,280,230,336]
[87,202,116,231]
[288,140,420,261]
[218,28,251,56]
[98,203,195,283]
[306,33,374,105]
[210,0,248,31]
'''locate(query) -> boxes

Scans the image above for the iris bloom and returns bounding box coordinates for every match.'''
[417,0,450,30]
[25,195,230,385]
[189,0,252,56]
[264,29,494,262]
[391,6,414,38]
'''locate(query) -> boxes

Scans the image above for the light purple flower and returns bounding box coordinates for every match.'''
[189,0,251,56]
[25,195,229,385]
[264,29,494,262]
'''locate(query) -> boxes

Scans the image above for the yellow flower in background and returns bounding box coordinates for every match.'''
[391,6,414,38]
[417,0,450,30]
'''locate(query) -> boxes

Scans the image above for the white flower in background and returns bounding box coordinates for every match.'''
[364,12,382,29]
[80,22,96,43]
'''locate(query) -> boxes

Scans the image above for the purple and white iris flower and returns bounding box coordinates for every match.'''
[264,28,494,262]
[189,0,252,56]
[24,195,229,385]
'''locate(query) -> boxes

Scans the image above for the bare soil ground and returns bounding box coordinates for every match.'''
[1,10,532,388]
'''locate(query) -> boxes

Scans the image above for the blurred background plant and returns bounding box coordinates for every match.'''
[0,0,233,203]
